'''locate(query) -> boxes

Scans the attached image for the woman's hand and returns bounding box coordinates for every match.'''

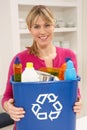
[4,98,25,121]
[73,97,82,114]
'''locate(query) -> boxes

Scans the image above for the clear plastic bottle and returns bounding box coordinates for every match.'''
[13,57,22,82]
[64,59,77,80]
[21,62,39,82]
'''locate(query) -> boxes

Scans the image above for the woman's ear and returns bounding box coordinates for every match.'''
[52,24,55,32]
[53,23,56,28]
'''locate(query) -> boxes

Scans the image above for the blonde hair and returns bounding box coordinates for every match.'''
[26,5,55,56]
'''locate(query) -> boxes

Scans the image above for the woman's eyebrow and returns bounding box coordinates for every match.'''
[33,24,39,26]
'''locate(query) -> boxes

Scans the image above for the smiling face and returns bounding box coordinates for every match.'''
[26,5,55,55]
[29,16,55,48]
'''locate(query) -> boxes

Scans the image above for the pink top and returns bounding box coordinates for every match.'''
[1,47,80,130]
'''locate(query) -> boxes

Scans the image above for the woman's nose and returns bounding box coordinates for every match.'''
[39,26,46,34]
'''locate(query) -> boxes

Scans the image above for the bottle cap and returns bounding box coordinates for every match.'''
[26,62,33,68]
[14,57,20,64]
[65,57,71,62]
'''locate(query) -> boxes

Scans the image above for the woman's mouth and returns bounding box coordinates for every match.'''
[39,36,48,41]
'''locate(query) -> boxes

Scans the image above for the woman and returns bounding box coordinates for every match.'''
[1,5,82,130]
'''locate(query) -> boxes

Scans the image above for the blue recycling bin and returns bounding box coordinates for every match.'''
[11,77,80,130]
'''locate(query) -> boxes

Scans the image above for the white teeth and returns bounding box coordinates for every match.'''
[40,36,47,40]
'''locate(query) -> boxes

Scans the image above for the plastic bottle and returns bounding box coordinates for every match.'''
[64,59,77,80]
[13,57,22,82]
[58,62,66,80]
[21,62,39,82]
[39,67,59,77]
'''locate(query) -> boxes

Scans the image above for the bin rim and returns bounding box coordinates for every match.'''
[10,76,80,85]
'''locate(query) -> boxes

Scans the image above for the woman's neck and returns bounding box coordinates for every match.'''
[38,44,56,59]
[37,44,57,68]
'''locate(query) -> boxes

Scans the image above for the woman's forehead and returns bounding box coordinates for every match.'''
[33,15,51,25]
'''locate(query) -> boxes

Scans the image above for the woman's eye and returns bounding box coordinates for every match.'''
[45,24,51,27]
[33,25,40,29]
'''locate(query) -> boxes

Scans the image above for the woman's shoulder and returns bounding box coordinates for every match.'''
[11,49,29,62]
[56,46,76,56]
[17,49,29,55]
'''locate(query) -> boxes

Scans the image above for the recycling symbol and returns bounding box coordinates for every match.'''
[31,93,63,121]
